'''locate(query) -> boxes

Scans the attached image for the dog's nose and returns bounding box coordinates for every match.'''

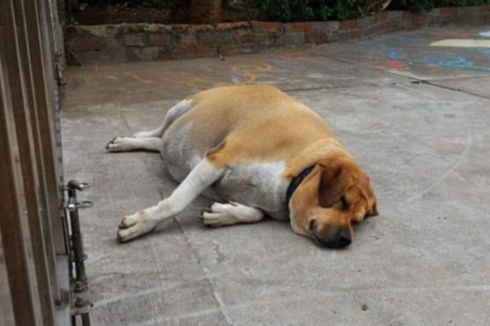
[335,229,351,247]
[316,227,351,248]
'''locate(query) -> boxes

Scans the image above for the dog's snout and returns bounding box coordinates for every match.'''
[313,226,351,249]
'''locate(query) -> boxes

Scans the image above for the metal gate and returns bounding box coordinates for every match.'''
[0,0,84,325]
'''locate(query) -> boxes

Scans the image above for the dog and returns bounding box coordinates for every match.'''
[106,85,378,248]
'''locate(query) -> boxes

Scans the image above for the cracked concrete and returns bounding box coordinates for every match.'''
[63,25,490,325]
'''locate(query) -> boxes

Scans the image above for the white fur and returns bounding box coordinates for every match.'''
[106,136,162,152]
[210,161,289,220]
[161,125,290,219]
[117,159,225,242]
[202,202,264,227]
[133,99,193,139]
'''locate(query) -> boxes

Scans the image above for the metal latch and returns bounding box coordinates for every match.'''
[65,179,93,326]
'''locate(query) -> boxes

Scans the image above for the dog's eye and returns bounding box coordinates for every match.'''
[340,196,351,210]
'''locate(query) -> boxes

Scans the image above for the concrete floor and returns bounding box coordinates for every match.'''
[63,26,490,325]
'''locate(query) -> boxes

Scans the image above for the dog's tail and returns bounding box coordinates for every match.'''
[133,99,194,138]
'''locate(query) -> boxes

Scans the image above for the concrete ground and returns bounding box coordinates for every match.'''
[63,25,490,325]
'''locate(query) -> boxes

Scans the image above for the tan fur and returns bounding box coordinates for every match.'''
[168,85,332,168]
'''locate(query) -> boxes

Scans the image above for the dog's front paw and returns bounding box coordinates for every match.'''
[106,136,127,152]
[117,212,157,242]
[201,202,239,227]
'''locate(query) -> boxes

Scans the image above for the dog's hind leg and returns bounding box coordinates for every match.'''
[117,158,225,242]
[106,136,162,152]
[106,99,193,152]
[201,202,264,227]
[133,99,193,138]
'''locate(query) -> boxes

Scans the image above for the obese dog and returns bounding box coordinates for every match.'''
[106,85,378,248]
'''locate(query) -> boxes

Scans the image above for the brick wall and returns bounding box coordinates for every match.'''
[66,5,490,65]
[189,0,223,23]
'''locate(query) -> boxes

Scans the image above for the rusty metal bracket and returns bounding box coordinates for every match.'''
[65,179,93,326]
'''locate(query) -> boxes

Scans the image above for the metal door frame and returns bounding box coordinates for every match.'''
[0,0,72,324]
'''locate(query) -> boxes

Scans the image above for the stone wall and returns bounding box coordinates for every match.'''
[66,5,490,65]
[189,0,223,23]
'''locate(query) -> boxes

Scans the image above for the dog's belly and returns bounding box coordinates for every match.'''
[162,122,203,180]
[162,124,289,220]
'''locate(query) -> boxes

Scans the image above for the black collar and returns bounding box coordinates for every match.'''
[286,166,314,202]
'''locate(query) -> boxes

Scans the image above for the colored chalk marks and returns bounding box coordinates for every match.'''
[363,33,490,73]
[379,60,407,69]
[430,39,490,48]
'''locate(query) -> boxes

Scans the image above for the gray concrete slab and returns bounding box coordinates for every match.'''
[63,25,490,325]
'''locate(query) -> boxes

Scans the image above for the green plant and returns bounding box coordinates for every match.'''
[81,0,490,20]
[85,0,176,9]
[397,0,490,12]
[251,0,377,22]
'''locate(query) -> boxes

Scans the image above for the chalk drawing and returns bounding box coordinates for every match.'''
[280,51,304,59]
[378,60,407,69]
[124,72,155,84]
[279,50,314,61]
[119,62,274,90]
[363,40,490,72]
[482,49,490,57]
[438,57,473,69]
[184,76,208,88]
[231,63,272,84]
[429,31,473,38]
[430,39,490,48]
[388,49,398,60]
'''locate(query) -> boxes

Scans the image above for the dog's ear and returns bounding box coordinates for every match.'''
[358,173,378,217]
[288,165,324,234]
[318,162,354,208]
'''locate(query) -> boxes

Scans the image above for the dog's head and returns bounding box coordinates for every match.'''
[288,157,377,248]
